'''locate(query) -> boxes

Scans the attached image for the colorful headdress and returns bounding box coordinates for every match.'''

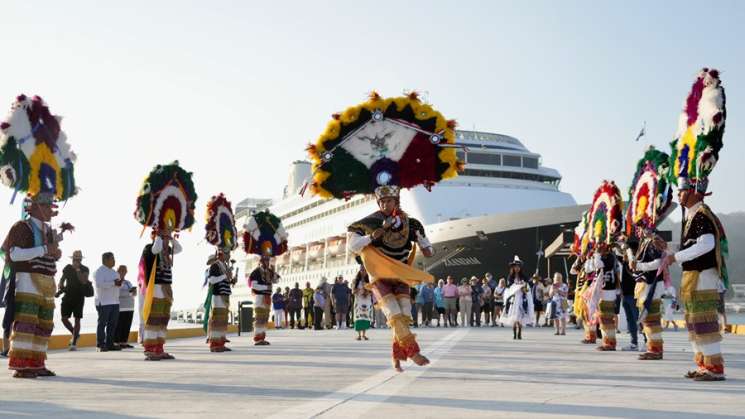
[134,161,197,233]
[571,210,591,257]
[588,180,623,247]
[625,146,674,235]
[374,184,400,200]
[0,95,77,202]
[306,92,462,199]
[242,210,288,257]
[669,68,726,193]
[205,193,238,251]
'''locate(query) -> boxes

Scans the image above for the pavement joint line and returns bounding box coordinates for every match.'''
[268,328,469,419]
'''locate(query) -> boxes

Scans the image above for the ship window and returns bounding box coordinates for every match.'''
[467,153,501,165]
[502,155,521,167]
[522,157,539,169]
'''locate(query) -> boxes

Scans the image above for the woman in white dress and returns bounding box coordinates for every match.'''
[548,273,569,335]
[500,276,534,339]
[661,285,678,331]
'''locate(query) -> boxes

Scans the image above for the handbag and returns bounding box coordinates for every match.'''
[83,281,94,298]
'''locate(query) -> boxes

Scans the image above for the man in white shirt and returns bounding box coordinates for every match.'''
[94,252,122,351]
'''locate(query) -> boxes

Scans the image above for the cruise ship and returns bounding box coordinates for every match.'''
[230,130,585,307]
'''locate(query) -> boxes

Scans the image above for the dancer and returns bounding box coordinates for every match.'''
[625,146,675,360]
[500,263,534,340]
[203,194,238,352]
[244,210,288,346]
[0,95,78,378]
[135,161,197,361]
[585,181,624,351]
[306,92,460,372]
[664,68,728,381]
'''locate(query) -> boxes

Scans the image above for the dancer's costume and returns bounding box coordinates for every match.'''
[307,92,461,365]
[243,210,288,345]
[135,162,197,360]
[203,194,238,352]
[571,212,597,343]
[667,68,728,380]
[625,146,674,360]
[0,95,77,375]
[585,181,624,351]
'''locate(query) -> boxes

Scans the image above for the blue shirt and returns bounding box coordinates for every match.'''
[434,287,444,308]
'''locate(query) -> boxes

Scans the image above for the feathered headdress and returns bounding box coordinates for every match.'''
[306,91,462,199]
[571,210,591,257]
[205,193,238,251]
[669,68,726,193]
[242,210,288,257]
[588,180,623,247]
[134,161,197,233]
[625,146,674,235]
[0,95,77,202]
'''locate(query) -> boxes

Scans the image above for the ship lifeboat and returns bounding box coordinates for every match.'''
[290,247,305,264]
[275,252,290,267]
[308,242,324,260]
[326,237,346,257]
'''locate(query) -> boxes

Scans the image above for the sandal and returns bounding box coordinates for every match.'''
[638,352,663,360]
[693,372,725,382]
[363,336,369,340]
[13,370,37,379]
[36,368,56,377]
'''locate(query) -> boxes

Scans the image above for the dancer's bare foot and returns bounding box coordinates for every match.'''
[393,359,404,372]
[411,353,430,366]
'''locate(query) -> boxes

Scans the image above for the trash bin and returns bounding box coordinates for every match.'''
[238,300,253,335]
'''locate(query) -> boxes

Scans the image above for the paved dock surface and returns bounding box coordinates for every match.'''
[1,326,743,418]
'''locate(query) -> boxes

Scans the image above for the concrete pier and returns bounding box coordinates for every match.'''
[1,326,743,418]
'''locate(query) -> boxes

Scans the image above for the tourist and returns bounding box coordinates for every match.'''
[420,282,434,327]
[414,282,425,326]
[501,266,534,340]
[458,278,472,327]
[332,276,351,329]
[443,276,458,326]
[481,277,494,327]
[618,238,640,352]
[531,275,545,327]
[548,273,568,335]
[433,279,446,327]
[313,286,325,330]
[94,252,122,352]
[57,249,92,350]
[493,278,506,326]
[470,276,483,327]
[352,264,372,340]
[114,265,136,349]
[288,282,303,329]
[661,285,678,331]
[2,193,63,377]
[272,287,285,329]
[249,254,280,345]
[319,277,333,329]
[347,184,436,372]
[302,281,314,329]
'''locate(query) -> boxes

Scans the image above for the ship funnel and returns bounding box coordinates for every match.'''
[286,160,312,197]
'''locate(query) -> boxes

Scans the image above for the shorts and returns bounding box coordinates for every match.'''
[61,298,85,319]
[534,301,544,312]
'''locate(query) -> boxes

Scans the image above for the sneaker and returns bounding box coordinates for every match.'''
[69,345,77,351]
[621,344,639,352]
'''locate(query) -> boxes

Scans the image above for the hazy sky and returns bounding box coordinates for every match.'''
[1,1,743,310]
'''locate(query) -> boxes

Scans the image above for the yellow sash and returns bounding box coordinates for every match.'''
[360,247,433,287]
[141,259,157,323]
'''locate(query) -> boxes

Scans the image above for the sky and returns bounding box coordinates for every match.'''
[1,1,744,310]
